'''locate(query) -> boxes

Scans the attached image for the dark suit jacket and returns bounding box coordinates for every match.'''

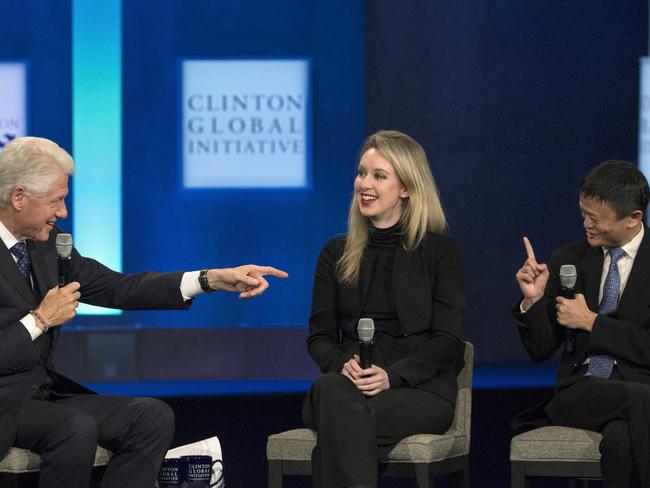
[512,225,650,428]
[0,227,191,457]
[307,232,465,405]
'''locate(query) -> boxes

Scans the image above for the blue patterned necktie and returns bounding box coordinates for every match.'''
[585,247,626,379]
[10,242,30,276]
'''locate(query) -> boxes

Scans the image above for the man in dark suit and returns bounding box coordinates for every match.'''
[514,160,650,487]
[0,136,288,488]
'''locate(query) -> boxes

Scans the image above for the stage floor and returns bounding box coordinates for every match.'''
[162,387,601,488]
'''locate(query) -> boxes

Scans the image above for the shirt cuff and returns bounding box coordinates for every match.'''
[21,313,43,340]
[180,271,203,300]
[519,300,528,314]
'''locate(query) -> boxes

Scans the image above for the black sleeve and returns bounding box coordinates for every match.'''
[589,311,650,367]
[512,250,565,362]
[0,316,39,377]
[69,247,191,310]
[306,238,353,374]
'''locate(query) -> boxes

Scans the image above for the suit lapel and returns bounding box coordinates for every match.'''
[0,240,37,305]
[618,226,650,316]
[27,240,57,301]
[579,245,604,312]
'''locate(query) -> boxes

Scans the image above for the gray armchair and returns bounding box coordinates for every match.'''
[510,425,602,487]
[266,341,474,488]
[0,446,112,488]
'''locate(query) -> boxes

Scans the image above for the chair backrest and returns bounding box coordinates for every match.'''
[447,341,473,445]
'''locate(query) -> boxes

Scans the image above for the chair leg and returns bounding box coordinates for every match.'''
[568,479,589,488]
[267,460,283,488]
[0,473,17,488]
[511,461,527,488]
[448,456,469,488]
[413,463,431,488]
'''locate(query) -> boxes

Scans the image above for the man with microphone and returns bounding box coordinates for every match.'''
[0,137,288,488]
[514,160,650,487]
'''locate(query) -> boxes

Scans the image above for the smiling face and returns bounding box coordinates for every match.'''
[11,170,69,241]
[580,194,643,248]
[354,148,409,228]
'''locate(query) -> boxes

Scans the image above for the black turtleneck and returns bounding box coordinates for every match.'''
[362,222,402,336]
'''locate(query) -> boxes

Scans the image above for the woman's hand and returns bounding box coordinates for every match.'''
[341,355,364,381]
[352,365,390,396]
[341,355,390,396]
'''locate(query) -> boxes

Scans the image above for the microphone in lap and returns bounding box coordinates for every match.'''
[357,318,375,369]
[559,264,577,353]
[55,233,73,286]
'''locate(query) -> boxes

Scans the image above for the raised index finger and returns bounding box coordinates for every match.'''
[523,236,537,263]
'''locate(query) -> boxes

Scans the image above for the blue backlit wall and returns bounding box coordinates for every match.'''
[366,0,647,363]
[108,0,365,328]
[1,1,72,172]
[2,0,364,329]
[2,1,647,380]
[73,0,122,315]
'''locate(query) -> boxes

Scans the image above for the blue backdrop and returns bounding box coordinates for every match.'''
[366,0,647,363]
[1,0,647,383]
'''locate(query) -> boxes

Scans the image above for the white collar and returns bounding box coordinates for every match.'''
[0,219,22,251]
[602,224,644,259]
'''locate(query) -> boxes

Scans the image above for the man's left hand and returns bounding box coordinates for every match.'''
[556,293,597,331]
[207,265,288,299]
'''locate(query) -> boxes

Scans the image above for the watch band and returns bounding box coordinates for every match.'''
[198,269,215,293]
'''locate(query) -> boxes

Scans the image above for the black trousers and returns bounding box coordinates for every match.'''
[303,373,454,488]
[13,393,175,488]
[546,375,650,488]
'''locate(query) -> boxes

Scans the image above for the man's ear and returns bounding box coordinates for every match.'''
[628,209,644,228]
[10,186,26,210]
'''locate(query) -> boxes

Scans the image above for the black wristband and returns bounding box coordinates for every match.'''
[198,269,215,293]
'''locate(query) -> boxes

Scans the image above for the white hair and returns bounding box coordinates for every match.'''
[0,137,74,206]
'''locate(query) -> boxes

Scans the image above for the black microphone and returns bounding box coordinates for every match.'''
[559,264,577,353]
[55,233,73,286]
[357,318,375,369]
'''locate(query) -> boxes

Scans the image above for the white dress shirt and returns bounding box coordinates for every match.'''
[598,225,644,304]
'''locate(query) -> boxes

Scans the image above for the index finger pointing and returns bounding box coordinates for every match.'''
[256,266,289,279]
[523,236,537,262]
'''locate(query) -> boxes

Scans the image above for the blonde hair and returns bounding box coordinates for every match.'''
[337,130,446,283]
[0,137,74,206]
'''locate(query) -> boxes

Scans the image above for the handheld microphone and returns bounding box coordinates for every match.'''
[559,264,577,353]
[55,233,73,286]
[357,318,375,369]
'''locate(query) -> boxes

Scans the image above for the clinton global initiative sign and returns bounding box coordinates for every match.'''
[181,59,311,188]
[0,62,27,148]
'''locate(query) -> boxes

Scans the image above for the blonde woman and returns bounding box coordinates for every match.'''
[303,130,465,488]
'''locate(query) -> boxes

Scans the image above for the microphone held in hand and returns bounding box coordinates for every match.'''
[55,233,73,287]
[357,317,375,369]
[559,264,577,353]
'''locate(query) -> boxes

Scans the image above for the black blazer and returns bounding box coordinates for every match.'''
[0,227,191,458]
[514,225,650,388]
[307,232,465,405]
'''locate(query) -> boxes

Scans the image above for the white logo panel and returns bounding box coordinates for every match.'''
[0,62,27,148]
[182,59,310,188]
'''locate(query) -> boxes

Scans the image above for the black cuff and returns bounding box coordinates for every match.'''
[386,369,405,388]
